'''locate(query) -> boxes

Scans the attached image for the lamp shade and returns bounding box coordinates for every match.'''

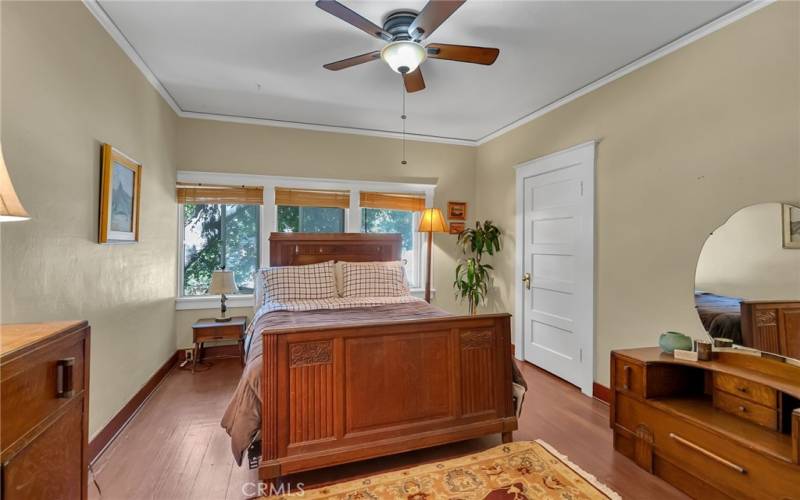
[417,208,448,233]
[209,270,238,295]
[0,143,30,222]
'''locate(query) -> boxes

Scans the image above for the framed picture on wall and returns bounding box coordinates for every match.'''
[99,144,142,243]
[449,221,465,234]
[783,204,800,249]
[447,201,467,221]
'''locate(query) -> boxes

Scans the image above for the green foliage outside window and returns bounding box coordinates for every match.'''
[361,208,413,251]
[183,204,259,296]
[277,206,345,232]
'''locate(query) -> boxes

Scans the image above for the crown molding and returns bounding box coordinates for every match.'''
[83,0,182,115]
[84,0,771,148]
[177,111,476,146]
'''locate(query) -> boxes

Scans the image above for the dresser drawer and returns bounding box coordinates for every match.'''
[2,398,83,500]
[615,393,800,499]
[714,372,777,408]
[713,391,778,430]
[613,356,644,397]
[0,332,86,452]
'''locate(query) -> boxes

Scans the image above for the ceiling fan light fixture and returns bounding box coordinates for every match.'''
[380,41,426,74]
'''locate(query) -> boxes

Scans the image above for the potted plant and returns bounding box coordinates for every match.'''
[454,221,501,315]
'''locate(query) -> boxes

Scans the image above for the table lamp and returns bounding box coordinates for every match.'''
[417,207,448,303]
[0,142,30,222]
[209,269,238,322]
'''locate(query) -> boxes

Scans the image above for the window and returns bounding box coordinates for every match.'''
[361,208,420,287]
[182,204,259,296]
[276,206,345,233]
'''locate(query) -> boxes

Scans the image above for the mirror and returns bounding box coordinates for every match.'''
[694,202,800,362]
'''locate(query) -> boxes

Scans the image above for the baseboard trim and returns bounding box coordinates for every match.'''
[592,383,611,405]
[89,352,177,462]
[176,343,241,363]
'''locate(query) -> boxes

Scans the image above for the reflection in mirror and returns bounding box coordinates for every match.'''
[695,202,800,361]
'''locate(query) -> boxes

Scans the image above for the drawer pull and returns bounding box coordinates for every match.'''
[56,358,75,398]
[623,365,632,390]
[669,433,746,474]
[736,386,749,394]
[738,405,747,413]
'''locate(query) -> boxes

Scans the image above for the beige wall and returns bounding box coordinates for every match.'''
[1,1,178,437]
[695,203,800,300]
[475,2,800,386]
[174,118,477,347]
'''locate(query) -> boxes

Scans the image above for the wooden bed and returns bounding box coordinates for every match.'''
[741,300,800,359]
[258,233,517,483]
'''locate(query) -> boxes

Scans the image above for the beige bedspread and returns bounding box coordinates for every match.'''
[221,300,451,464]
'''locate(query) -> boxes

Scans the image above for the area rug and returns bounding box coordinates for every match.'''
[266,440,621,499]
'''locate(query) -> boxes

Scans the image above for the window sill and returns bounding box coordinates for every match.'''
[175,288,436,311]
[175,294,255,311]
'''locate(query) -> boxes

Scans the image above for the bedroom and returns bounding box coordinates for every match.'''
[1,1,799,499]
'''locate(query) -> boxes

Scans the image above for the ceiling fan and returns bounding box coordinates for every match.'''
[317,0,499,93]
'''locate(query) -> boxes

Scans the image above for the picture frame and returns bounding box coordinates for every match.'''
[782,203,800,249]
[99,144,141,243]
[449,221,465,235]
[447,201,467,221]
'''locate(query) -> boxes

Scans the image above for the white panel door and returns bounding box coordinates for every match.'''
[516,143,594,395]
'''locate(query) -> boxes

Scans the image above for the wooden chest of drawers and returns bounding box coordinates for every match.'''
[0,321,90,500]
[610,348,800,500]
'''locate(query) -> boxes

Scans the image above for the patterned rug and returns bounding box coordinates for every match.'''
[266,440,621,499]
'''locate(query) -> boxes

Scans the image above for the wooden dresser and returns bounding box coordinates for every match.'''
[0,321,90,500]
[611,348,800,499]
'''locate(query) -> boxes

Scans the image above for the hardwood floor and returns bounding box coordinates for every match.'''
[90,358,686,499]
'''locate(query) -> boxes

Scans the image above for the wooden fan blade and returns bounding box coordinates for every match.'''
[316,0,391,40]
[408,1,465,42]
[426,44,499,65]
[323,51,381,71]
[403,68,426,93]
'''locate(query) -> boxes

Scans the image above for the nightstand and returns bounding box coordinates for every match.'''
[191,316,247,372]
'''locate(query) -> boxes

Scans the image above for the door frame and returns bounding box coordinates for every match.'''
[514,140,597,396]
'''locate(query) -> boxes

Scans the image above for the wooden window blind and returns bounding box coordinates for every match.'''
[359,192,426,212]
[274,188,350,209]
[176,183,263,205]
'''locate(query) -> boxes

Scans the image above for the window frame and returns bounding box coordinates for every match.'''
[176,172,436,310]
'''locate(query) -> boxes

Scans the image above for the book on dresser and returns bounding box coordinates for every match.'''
[0,321,90,500]
[610,347,800,499]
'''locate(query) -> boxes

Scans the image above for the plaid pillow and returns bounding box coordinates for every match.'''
[341,262,410,298]
[260,261,337,304]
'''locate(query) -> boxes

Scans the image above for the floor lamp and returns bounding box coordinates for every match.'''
[417,208,448,303]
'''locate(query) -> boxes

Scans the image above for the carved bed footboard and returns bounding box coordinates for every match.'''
[258,313,517,482]
[741,300,800,358]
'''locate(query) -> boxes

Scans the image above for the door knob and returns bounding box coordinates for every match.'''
[522,273,531,290]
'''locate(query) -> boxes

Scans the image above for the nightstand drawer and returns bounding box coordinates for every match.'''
[195,324,242,341]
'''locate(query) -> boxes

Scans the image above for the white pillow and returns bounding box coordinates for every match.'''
[259,261,337,304]
[341,262,410,298]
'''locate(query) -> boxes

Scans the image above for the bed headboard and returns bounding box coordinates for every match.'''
[268,232,402,267]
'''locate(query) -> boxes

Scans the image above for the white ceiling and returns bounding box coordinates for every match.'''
[96,0,744,143]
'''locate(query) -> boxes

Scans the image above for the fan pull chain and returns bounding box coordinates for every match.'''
[401,84,407,165]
